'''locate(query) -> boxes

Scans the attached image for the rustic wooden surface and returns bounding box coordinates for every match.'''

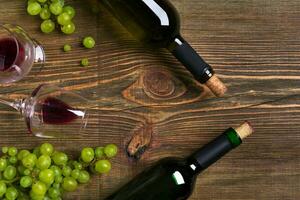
[0,0,300,199]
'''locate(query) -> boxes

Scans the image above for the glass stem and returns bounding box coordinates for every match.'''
[0,96,24,112]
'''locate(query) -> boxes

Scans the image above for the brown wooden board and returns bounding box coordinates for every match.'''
[0,0,299,199]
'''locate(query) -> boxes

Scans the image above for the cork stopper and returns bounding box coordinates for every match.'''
[234,121,254,140]
[205,75,227,97]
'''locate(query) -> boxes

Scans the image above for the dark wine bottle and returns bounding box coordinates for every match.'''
[92,0,227,97]
[105,122,253,200]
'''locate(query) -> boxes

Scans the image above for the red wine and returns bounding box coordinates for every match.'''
[106,122,253,200]
[41,97,79,125]
[0,37,25,71]
[91,0,227,96]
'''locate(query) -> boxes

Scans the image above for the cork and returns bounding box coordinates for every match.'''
[205,75,227,97]
[234,121,254,140]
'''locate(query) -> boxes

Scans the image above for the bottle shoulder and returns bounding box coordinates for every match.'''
[157,157,196,180]
[106,157,196,200]
[103,0,180,46]
[141,0,181,45]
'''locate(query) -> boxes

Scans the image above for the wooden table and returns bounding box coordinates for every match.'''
[0,0,299,199]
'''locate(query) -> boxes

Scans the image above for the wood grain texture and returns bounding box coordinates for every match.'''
[0,0,300,199]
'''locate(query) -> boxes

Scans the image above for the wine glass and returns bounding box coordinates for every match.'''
[0,24,45,84]
[0,84,90,138]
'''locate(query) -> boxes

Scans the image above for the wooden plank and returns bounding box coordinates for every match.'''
[0,0,299,199]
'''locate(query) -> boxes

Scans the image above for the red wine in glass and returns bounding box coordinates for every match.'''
[0,37,25,72]
[0,84,90,138]
[41,97,79,125]
[0,24,45,84]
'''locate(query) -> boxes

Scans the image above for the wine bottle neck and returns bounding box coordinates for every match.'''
[167,35,185,51]
[167,35,214,84]
[187,128,242,175]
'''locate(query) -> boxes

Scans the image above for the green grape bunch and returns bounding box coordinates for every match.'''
[27,0,76,34]
[0,143,118,200]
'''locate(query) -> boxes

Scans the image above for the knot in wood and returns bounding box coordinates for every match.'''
[142,70,175,98]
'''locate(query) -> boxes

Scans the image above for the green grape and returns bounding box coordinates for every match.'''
[48,187,60,199]
[27,2,42,16]
[17,165,25,175]
[52,152,68,166]
[37,155,51,170]
[83,36,96,49]
[39,169,55,185]
[32,168,41,177]
[63,44,71,52]
[73,161,82,170]
[5,187,18,200]
[62,166,71,177]
[67,160,74,167]
[40,143,54,156]
[57,12,71,25]
[8,156,17,164]
[37,0,47,3]
[63,6,75,19]
[51,0,64,6]
[20,176,33,188]
[31,181,47,196]
[52,183,60,189]
[22,154,37,169]
[94,147,104,159]
[54,176,62,184]
[2,147,8,154]
[95,160,111,174]
[61,22,75,34]
[40,7,51,20]
[3,165,17,180]
[104,144,118,158]
[62,177,77,192]
[81,58,89,66]
[27,0,37,5]
[50,165,61,177]
[8,147,17,157]
[77,170,90,184]
[43,196,51,200]
[81,147,94,163]
[17,150,30,160]
[32,147,41,157]
[30,191,44,200]
[0,158,7,171]
[71,169,80,179]
[50,2,63,15]
[16,191,29,200]
[0,143,118,198]
[59,187,64,196]
[24,169,31,176]
[0,181,6,197]
[41,20,55,34]
[18,166,31,176]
